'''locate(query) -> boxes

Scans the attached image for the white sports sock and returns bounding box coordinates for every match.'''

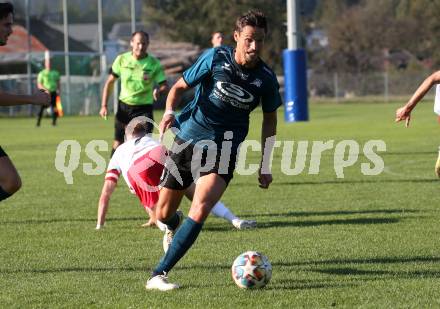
[211,201,237,223]
[156,220,167,232]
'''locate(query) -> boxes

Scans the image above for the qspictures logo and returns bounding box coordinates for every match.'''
[53,133,386,186]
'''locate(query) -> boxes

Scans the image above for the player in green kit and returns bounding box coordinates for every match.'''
[100,31,168,155]
[36,57,60,126]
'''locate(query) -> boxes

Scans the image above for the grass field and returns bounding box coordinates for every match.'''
[1,101,440,308]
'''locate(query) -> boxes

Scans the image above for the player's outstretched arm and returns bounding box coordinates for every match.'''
[159,77,190,138]
[0,91,50,107]
[100,74,117,119]
[396,70,440,127]
[96,179,117,229]
[259,111,277,189]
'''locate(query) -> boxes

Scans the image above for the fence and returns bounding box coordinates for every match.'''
[0,51,107,117]
[0,69,435,117]
[308,70,433,102]
[0,74,106,117]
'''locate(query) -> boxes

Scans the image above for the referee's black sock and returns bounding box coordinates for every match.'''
[0,186,12,202]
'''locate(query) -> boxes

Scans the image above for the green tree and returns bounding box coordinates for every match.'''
[403,0,440,64]
[142,0,287,73]
[314,0,435,72]
[314,0,440,72]
[315,0,361,27]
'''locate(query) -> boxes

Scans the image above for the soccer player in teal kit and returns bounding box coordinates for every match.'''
[146,10,282,290]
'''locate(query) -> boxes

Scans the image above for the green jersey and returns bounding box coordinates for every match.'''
[111,52,166,106]
[37,69,60,92]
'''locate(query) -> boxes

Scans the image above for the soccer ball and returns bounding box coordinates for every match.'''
[231,251,272,289]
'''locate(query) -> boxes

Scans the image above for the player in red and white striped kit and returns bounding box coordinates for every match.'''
[96,116,256,230]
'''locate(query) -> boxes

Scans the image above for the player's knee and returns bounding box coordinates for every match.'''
[189,201,213,223]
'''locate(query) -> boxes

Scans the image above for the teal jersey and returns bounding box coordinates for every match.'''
[175,46,282,149]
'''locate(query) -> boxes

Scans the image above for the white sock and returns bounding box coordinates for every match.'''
[211,201,237,223]
[156,220,167,232]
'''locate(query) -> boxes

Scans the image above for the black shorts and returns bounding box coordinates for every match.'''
[37,92,57,111]
[161,137,236,190]
[114,101,153,142]
[0,146,7,158]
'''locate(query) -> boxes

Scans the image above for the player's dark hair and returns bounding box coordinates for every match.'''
[0,2,14,20]
[235,10,267,34]
[132,122,148,137]
[211,31,223,38]
[131,31,149,42]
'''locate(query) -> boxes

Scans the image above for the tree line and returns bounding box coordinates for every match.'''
[314,0,440,73]
[143,0,440,74]
[13,0,440,74]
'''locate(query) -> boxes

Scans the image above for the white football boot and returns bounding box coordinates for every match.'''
[145,274,179,291]
[232,219,257,230]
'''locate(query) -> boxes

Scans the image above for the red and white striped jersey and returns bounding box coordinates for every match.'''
[105,135,167,208]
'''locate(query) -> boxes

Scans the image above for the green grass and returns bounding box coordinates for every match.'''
[1,100,440,308]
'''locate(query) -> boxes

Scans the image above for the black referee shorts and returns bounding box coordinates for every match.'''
[114,100,153,143]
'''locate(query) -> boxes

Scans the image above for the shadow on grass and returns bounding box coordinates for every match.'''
[313,267,440,279]
[235,179,438,187]
[0,217,145,225]
[0,262,231,275]
[382,151,436,156]
[4,256,439,291]
[250,209,419,218]
[267,278,356,290]
[0,266,147,274]
[271,255,440,288]
[273,255,440,267]
[204,217,401,231]
[1,213,408,235]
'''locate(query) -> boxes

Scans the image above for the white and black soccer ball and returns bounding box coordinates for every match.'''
[231,251,272,289]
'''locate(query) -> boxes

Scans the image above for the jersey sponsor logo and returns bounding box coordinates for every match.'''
[214,81,254,110]
[222,63,232,72]
[237,71,249,80]
[250,78,262,88]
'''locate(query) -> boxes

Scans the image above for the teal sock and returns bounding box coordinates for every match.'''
[0,186,12,202]
[152,217,203,276]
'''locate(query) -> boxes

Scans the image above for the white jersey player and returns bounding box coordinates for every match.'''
[96,116,256,230]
